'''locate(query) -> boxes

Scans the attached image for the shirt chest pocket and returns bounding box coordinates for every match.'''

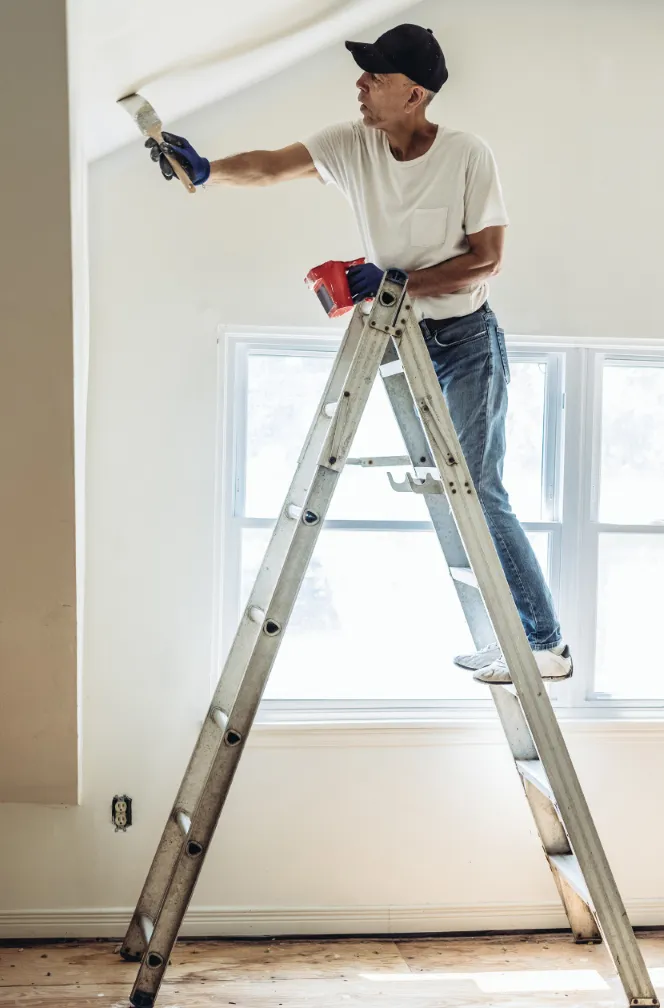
[410,207,448,247]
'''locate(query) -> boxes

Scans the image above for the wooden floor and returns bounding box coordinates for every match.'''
[2,930,664,1007]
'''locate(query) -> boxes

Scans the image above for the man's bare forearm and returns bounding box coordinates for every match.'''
[207,151,277,186]
[207,143,318,186]
[407,250,500,297]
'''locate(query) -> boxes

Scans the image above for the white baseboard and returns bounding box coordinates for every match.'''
[1,900,663,940]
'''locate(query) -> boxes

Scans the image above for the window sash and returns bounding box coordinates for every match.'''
[554,347,664,711]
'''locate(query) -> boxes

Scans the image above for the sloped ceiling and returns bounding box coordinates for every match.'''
[74,0,420,160]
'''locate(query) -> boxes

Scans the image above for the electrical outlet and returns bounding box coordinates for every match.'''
[112,794,132,832]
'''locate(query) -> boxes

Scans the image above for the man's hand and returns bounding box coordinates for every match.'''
[145,132,210,186]
[346,262,384,302]
[145,139,317,187]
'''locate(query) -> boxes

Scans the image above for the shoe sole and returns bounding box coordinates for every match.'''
[475,671,574,685]
[475,660,574,686]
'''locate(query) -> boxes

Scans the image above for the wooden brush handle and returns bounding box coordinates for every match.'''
[152,128,196,194]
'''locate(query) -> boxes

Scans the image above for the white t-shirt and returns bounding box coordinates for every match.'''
[303,121,509,321]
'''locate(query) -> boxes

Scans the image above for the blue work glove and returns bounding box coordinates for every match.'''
[346,262,385,303]
[145,132,210,185]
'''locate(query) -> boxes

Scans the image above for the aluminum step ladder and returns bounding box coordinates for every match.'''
[121,269,658,1008]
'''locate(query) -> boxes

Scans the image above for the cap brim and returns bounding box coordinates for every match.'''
[344,40,397,75]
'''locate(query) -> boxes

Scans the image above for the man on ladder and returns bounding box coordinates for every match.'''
[146,22,571,685]
[130,25,658,1008]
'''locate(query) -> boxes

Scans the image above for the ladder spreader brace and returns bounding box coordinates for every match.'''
[121,270,658,1008]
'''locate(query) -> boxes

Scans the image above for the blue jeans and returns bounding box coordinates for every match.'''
[421,305,561,651]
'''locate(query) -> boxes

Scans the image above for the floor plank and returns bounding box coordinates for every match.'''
[0,978,627,1008]
[397,931,612,971]
[0,938,407,986]
[0,931,663,1007]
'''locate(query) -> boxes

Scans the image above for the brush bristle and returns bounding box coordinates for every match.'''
[118,94,162,135]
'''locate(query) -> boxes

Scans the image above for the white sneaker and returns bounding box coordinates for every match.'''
[472,644,573,684]
[454,642,501,671]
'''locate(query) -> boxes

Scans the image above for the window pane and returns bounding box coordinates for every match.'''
[595,534,664,698]
[526,530,550,583]
[503,361,547,521]
[245,353,331,519]
[241,528,487,701]
[600,362,664,523]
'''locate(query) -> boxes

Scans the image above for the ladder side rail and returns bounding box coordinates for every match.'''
[209,305,367,707]
[121,308,366,961]
[382,327,597,942]
[382,334,594,939]
[395,304,657,1005]
[129,275,406,1008]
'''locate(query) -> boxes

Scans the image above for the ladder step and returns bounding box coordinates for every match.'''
[175,810,191,837]
[379,359,403,377]
[138,915,154,945]
[516,758,555,803]
[210,708,228,731]
[347,455,411,467]
[549,854,593,908]
[450,566,478,587]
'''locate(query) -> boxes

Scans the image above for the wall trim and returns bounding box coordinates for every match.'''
[1,900,663,940]
[247,719,664,748]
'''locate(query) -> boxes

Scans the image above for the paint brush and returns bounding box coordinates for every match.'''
[118,93,196,194]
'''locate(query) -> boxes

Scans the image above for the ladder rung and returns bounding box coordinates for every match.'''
[379,359,403,377]
[323,402,337,417]
[347,455,411,467]
[549,854,593,908]
[450,566,478,587]
[516,758,555,803]
[139,914,154,945]
[210,707,228,731]
[175,810,191,836]
[247,606,265,624]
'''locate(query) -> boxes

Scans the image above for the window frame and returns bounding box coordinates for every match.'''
[216,326,664,721]
[555,347,664,713]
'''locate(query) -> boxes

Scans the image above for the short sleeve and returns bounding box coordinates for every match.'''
[302,121,357,194]
[464,140,509,234]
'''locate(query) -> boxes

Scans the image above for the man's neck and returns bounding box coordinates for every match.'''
[382,118,438,162]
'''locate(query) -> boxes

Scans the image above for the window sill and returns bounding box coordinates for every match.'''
[252,702,664,745]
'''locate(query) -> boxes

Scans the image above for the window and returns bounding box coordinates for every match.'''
[219,330,664,715]
[577,356,664,703]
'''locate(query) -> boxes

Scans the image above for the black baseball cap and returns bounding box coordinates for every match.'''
[345,24,448,93]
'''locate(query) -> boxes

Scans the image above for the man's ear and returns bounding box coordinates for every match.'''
[406,84,427,111]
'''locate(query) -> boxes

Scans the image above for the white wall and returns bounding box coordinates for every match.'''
[2,0,664,936]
